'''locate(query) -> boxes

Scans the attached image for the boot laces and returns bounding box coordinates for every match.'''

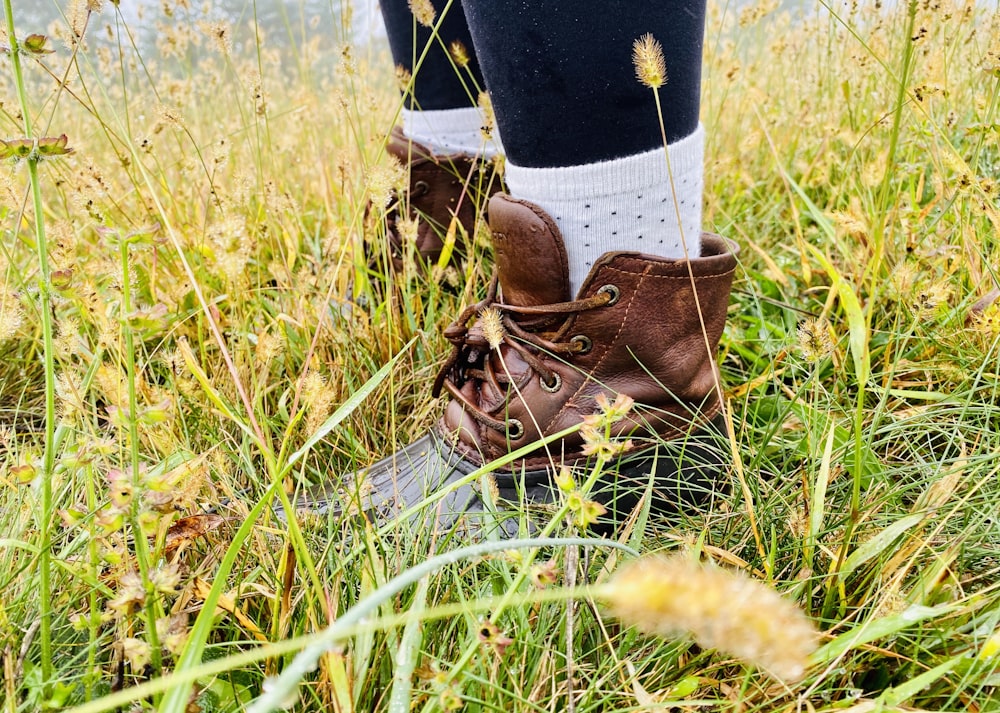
[432,276,618,435]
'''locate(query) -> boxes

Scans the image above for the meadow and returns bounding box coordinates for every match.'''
[2,0,1000,710]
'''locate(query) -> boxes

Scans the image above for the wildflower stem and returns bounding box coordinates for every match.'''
[86,461,101,697]
[118,238,164,675]
[3,0,56,687]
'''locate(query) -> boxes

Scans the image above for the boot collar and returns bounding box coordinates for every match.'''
[488,194,738,307]
[488,194,572,307]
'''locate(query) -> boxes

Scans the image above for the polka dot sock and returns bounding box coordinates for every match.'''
[401,107,502,158]
[504,125,704,297]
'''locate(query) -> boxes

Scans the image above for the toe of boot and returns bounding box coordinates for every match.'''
[279,414,730,536]
[282,432,507,533]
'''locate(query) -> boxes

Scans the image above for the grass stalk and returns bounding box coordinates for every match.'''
[2,0,58,689]
[117,235,163,675]
[841,0,920,596]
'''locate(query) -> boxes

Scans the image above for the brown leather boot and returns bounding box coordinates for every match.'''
[299,194,738,532]
[378,126,501,271]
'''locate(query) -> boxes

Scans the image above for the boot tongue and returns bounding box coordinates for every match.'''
[488,194,571,307]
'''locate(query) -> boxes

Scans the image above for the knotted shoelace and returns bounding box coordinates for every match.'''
[432,274,620,437]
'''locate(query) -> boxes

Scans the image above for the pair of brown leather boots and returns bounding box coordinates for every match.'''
[300,129,738,535]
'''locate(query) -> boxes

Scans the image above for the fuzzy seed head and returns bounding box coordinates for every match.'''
[888,263,918,301]
[407,0,436,27]
[366,158,406,209]
[917,282,952,316]
[478,91,496,137]
[157,613,189,656]
[108,571,146,617]
[199,20,232,55]
[449,40,470,68]
[972,301,1000,336]
[156,103,185,130]
[395,64,413,93]
[482,473,501,507]
[396,216,420,247]
[604,555,818,682]
[302,370,335,433]
[633,33,667,89]
[255,332,285,365]
[796,318,834,361]
[0,292,25,343]
[151,563,182,595]
[122,637,152,670]
[479,307,505,350]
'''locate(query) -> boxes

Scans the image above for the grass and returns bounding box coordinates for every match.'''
[2,0,1000,710]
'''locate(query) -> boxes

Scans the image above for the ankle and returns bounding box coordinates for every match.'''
[401,107,502,158]
[504,126,704,295]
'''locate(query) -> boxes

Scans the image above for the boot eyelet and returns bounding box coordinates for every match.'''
[570,335,592,354]
[540,373,562,393]
[598,284,620,306]
[412,180,429,197]
[506,419,524,440]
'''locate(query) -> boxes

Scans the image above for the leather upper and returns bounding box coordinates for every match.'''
[437,194,738,471]
[384,126,500,267]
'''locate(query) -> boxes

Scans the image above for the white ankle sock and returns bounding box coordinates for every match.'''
[401,107,501,158]
[504,125,704,296]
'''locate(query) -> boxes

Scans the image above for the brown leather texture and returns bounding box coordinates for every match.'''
[383,126,501,268]
[437,194,738,471]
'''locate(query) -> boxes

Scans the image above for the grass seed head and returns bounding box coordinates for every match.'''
[972,301,1000,335]
[796,318,834,361]
[633,33,667,89]
[366,158,406,209]
[477,91,496,139]
[450,40,470,68]
[479,307,505,349]
[199,20,232,55]
[302,370,335,432]
[0,292,25,342]
[917,281,952,316]
[156,103,185,130]
[604,554,818,682]
[407,0,436,27]
[395,64,413,93]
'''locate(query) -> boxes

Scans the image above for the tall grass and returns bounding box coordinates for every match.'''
[1,0,999,710]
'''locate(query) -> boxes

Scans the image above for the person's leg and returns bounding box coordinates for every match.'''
[462,0,707,294]
[463,1,703,163]
[380,0,496,155]
[375,0,501,266]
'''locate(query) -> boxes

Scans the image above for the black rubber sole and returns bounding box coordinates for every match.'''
[282,413,731,537]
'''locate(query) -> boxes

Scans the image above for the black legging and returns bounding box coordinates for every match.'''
[379,0,706,167]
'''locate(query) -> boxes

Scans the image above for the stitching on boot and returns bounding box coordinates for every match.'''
[602,265,737,281]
